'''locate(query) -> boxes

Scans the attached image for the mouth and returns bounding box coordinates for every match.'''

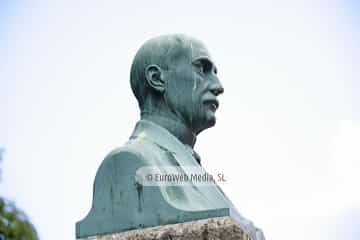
[203,99,219,112]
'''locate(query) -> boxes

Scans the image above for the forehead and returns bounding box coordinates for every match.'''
[187,40,212,61]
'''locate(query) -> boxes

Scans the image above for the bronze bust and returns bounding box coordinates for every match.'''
[76,34,265,240]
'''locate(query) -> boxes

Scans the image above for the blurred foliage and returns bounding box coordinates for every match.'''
[0,148,39,240]
[0,199,38,240]
[0,148,3,181]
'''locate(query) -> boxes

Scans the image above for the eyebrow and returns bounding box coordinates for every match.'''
[192,56,218,73]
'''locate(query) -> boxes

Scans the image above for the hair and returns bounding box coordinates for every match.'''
[130,34,195,111]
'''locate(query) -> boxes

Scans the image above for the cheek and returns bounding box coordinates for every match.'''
[166,78,194,114]
[191,79,207,114]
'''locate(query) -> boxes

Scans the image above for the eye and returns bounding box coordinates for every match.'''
[194,61,205,75]
[198,64,204,74]
[193,59,215,75]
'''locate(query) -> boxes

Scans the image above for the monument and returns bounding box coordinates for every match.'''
[76,34,265,240]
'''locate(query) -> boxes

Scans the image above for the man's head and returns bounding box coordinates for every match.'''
[130,34,224,135]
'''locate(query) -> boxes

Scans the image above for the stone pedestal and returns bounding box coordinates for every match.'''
[79,217,253,240]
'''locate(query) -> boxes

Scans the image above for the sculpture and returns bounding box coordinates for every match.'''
[76,34,265,240]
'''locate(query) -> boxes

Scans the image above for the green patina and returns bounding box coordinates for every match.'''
[76,34,265,240]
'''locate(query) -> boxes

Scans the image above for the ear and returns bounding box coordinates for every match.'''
[145,65,165,93]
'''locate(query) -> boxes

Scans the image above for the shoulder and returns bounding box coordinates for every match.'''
[100,138,163,170]
[105,139,154,161]
[94,141,150,181]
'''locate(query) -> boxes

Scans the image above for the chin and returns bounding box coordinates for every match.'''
[206,111,217,126]
[193,112,217,134]
[208,117,216,127]
[201,116,217,131]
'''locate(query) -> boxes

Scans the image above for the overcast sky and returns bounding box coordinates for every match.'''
[0,1,359,239]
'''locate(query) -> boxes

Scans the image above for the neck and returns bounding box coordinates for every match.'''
[141,113,196,148]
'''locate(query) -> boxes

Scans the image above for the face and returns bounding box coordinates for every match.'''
[164,40,224,134]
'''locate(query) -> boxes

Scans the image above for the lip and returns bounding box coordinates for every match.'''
[203,99,219,111]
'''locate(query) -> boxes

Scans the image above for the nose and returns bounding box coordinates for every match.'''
[209,78,224,96]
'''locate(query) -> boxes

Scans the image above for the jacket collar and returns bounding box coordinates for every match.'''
[130,119,201,165]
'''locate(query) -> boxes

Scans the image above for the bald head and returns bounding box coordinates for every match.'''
[130,34,207,110]
[130,34,223,134]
